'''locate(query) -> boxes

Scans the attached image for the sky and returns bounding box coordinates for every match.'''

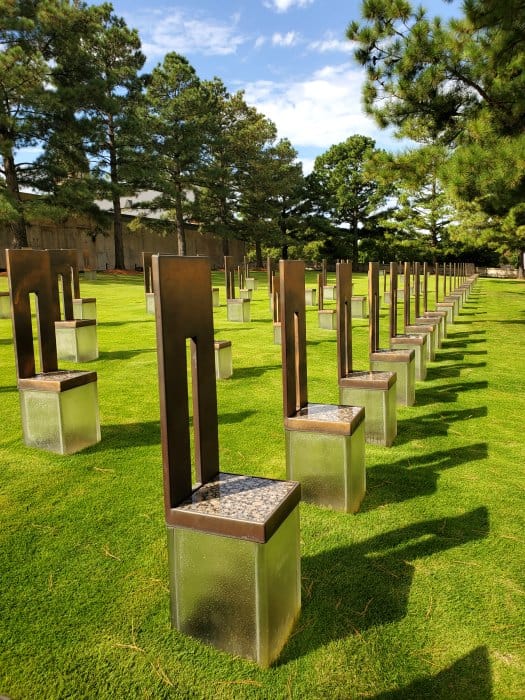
[113,1,459,173]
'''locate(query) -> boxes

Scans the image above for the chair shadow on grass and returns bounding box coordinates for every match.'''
[362,442,488,509]
[415,380,489,406]
[95,410,258,450]
[436,350,487,362]
[230,364,281,379]
[441,338,486,348]
[396,406,488,445]
[370,646,492,699]
[425,362,487,380]
[280,507,489,663]
[98,348,156,361]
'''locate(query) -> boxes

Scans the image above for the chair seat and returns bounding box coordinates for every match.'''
[18,370,97,392]
[339,370,396,390]
[391,334,425,346]
[55,319,96,329]
[167,472,301,543]
[214,340,231,350]
[370,348,415,362]
[284,402,364,436]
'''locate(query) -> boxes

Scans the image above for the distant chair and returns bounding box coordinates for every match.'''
[143,251,155,314]
[280,259,366,513]
[152,254,300,667]
[7,249,100,454]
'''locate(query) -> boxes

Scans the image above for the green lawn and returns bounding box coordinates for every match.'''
[0,270,524,699]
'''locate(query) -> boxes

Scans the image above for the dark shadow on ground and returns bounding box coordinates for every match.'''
[0,385,16,393]
[441,338,486,348]
[98,320,154,327]
[446,330,486,337]
[493,319,525,325]
[0,337,12,345]
[280,507,489,663]
[436,350,487,362]
[396,406,487,445]
[371,646,492,700]
[415,380,489,405]
[230,364,281,379]
[363,443,488,509]
[97,348,155,361]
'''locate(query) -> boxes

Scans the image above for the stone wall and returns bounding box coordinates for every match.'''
[0,215,246,271]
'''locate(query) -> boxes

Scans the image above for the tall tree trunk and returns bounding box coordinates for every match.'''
[109,117,125,269]
[3,152,28,248]
[255,238,263,268]
[174,167,186,256]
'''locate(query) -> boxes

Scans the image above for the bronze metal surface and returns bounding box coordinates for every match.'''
[214,340,231,349]
[47,249,84,321]
[403,262,411,328]
[55,319,96,329]
[389,262,398,338]
[267,256,273,296]
[143,252,153,294]
[279,259,308,418]
[7,249,60,378]
[169,475,301,543]
[414,262,421,318]
[272,274,280,323]
[284,403,365,436]
[322,258,327,286]
[339,370,395,390]
[152,255,220,518]
[370,348,415,363]
[237,265,245,290]
[336,261,352,378]
[369,262,380,353]
[423,262,428,312]
[392,334,424,347]
[18,370,97,392]
[224,255,235,299]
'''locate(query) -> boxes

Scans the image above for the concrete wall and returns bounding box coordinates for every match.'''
[0,215,246,271]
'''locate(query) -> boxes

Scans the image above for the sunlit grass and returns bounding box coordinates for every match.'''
[0,271,523,699]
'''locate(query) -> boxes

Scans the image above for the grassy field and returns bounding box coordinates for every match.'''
[0,269,524,699]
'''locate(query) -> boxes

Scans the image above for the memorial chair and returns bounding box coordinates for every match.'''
[399,262,437,362]
[280,259,365,513]
[337,262,397,447]
[143,251,155,314]
[389,262,428,380]
[368,262,416,406]
[318,272,336,329]
[225,255,250,322]
[272,274,282,344]
[48,249,98,363]
[153,255,300,667]
[7,249,100,454]
[0,290,10,318]
[410,262,441,351]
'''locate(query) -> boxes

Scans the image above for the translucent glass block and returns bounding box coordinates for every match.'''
[55,323,98,362]
[227,299,250,322]
[0,292,10,318]
[83,270,97,280]
[405,325,436,361]
[167,507,301,667]
[19,381,101,454]
[323,285,337,300]
[351,296,368,318]
[273,323,282,345]
[73,298,97,321]
[370,356,416,406]
[340,384,397,446]
[449,294,462,314]
[318,310,336,329]
[391,336,427,380]
[424,311,447,340]
[437,302,455,325]
[246,278,257,290]
[212,287,220,307]
[145,292,155,315]
[417,316,442,348]
[214,342,232,379]
[304,288,317,306]
[285,425,365,513]
[383,291,391,306]
[239,288,253,300]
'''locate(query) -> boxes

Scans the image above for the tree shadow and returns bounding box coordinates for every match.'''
[280,507,490,662]
[396,406,487,445]
[371,646,492,699]
[0,337,11,345]
[363,442,488,509]
[416,380,489,405]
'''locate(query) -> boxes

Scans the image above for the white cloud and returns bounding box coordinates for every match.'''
[242,62,399,157]
[272,31,300,47]
[309,33,355,54]
[254,35,266,49]
[264,0,314,12]
[140,10,246,58]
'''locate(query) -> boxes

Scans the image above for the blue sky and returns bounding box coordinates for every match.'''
[113,0,460,172]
